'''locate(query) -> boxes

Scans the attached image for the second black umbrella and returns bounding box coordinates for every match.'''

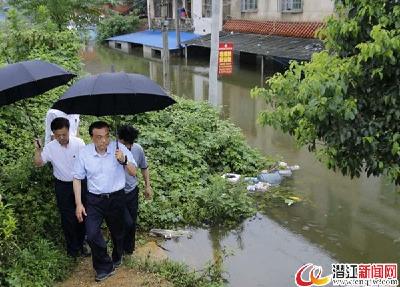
[52,72,175,116]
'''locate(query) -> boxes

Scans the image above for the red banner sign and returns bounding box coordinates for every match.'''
[218,42,233,75]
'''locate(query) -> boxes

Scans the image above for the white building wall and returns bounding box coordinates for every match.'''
[192,0,223,35]
[233,0,334,22]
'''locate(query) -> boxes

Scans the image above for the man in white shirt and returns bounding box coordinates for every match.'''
[34,117,86,258]
[73,121,137,282]
[45,109,80,145]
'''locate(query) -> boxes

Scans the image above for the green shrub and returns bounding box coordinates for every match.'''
[97,12,140,43]
[127,256,225,287]
[118,98,273,229]
[0,202,17,285]
[5,238,72,287]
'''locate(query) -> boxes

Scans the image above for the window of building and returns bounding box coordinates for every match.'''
[154,1,161,17]
[154,0,173,18]
[241,0,257,11]
[280,0,303,12]
[202,0,212,17]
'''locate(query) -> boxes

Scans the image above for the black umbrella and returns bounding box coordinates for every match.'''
[0,60,76,106]
[52,72,175,116]
[0,60,76,147]
[52,72,176,147]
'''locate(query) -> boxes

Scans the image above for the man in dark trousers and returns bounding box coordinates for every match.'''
[73,121,137,282]
[117,125,152,255]
[34,117,86,258]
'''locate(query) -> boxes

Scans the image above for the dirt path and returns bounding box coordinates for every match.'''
[57,242,173,287]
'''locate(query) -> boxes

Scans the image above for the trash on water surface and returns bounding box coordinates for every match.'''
[149,229,193,239]
[221,173,241,183]
[278,161,288,168]
[244,177,259,184]
[247,182,271,192]
[278,169,292,177]
[288,165,300,171]
[257,171,283,186]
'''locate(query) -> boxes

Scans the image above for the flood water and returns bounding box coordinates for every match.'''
[82,44,400,286]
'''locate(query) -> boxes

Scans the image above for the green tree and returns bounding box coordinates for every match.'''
[8,0,105,29]
[253,0,400,183]
[96,11,140,43]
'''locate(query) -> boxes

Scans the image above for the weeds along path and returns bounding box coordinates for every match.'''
[57,242,172,287]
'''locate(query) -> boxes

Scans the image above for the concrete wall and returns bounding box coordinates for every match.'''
[190,0,333,35]
[107,41,132,54]
[147,0,334,34]
[192,0,223,35]
[230,0,334,22]
[143,46,153,58]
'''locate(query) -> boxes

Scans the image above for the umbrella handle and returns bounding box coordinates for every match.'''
[36,139,41,149]
[20,102,41,145]
[114,115,119,149]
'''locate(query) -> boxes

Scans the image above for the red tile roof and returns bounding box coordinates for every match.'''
[103,4,132,15]
[223,19,324,39]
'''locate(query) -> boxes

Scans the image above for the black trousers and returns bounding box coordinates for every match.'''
[85,190,125,275]
[123,187,139,254]
[54,179,86,257]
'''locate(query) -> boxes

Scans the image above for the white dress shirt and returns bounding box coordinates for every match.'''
[45,109,80,145]
[73,141,136,194]
[41,136,85,182]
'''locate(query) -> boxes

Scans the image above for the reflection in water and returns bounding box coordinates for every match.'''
[82,45,400,285]
[163,216,334,287]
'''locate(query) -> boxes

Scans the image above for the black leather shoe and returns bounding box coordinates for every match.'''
[95,268,115,282]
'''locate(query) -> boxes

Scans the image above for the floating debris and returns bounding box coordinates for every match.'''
[221,173,241,183]
[221,161,301,206]
[257,171,283,186]
[244,177,259,184]
[278,169,292,177]
[288,165,300,171]
[149,229,193,239]
[278,161,288,168]
[247,182,271,192]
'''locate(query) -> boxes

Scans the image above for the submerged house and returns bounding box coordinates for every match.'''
[107,0,201,58]
[185,0,334,64]
[107,0,334,68]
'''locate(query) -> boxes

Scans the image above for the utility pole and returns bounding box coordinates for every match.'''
[162,0,170,92]
[208,0,221,105]
[175,0,181,48]
[147,0,151,30]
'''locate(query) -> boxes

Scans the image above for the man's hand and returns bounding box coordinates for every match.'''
[144,186,153,200]
[115,149,125,163]
[76,203,87,223]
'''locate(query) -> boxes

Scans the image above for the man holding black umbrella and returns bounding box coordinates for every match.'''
[45,108,80,145]
[34,117,86,258]
[73,121,137,282]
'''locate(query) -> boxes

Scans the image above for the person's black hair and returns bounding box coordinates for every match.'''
[89,121,110,136]
[117,125,139,145]
[50,117,70,132]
